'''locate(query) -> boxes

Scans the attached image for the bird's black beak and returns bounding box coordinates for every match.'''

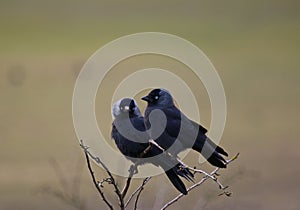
[141,96,150,102]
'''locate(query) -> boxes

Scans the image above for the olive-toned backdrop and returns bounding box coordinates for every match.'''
[1,0,299,209]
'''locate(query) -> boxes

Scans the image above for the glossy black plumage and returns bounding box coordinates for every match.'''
[142,89,228,168]
[111,98,193,194]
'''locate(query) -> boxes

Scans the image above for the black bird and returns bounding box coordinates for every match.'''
[111,98,193,195]
[142,89,228,168]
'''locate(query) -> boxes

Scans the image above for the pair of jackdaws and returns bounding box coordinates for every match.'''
[111,88,228,195]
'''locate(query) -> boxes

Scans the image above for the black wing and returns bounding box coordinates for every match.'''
[111,116,149,159]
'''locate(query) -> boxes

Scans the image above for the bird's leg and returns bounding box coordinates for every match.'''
[129,164,139,175]
[149,139,164,151]
[139,143,152,158]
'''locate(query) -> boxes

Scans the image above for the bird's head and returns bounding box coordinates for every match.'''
[141,88,174,107]
[112,98,142,118]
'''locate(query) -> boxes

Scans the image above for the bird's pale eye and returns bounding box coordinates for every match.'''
[154,96,159,100]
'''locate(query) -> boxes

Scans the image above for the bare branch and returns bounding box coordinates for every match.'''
[121,144,153,202]
[134,177,151,210]
[81,141,124,208]
[71,157,85,203]
[121,177,132,200]
[40,185,86,210]
[39,157,86,210]
[48,158,70,197]
[120,166,136,200]
[80,140,114,210]
[80,140,155,210]
[81,136,239,210]
[161,153,240,210]
[187,167,227,190]
[125,177,151,208]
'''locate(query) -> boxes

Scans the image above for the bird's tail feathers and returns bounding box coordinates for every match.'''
[206,137,228,157]
[207,151,227,168]
[165,169,188,195]
[193,139,227,168]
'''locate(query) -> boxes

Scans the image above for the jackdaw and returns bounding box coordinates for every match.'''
[142,89,228,168]
[111,98,193,195]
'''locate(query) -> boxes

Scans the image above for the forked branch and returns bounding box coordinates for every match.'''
[160,153,239,210]
[80,139,239,210]
[80,140,152,210]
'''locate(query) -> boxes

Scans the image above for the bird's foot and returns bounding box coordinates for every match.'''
[129,164,138,175]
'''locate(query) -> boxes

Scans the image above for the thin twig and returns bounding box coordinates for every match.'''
[80,138,238,210]
[161,153,239,210]
[80,140,154,209]
[49,158,70,197]
[41,158,86,209]
[121,167,136,200]
[86,149,123,208]
[80,140,113,210]
[121,143,152,201]
[40,186,85,210]
[125,177,151,208]
[121,177,132,200]
[134,177,152,210]
[188,167,227,190]
[71,156,84,204]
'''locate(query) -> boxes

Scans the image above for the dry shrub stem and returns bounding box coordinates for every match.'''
[80,140,239,210]
[80,140,151,210]
[161,153,239,210]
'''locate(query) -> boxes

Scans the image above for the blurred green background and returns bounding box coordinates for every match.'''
[1,0,299,209]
